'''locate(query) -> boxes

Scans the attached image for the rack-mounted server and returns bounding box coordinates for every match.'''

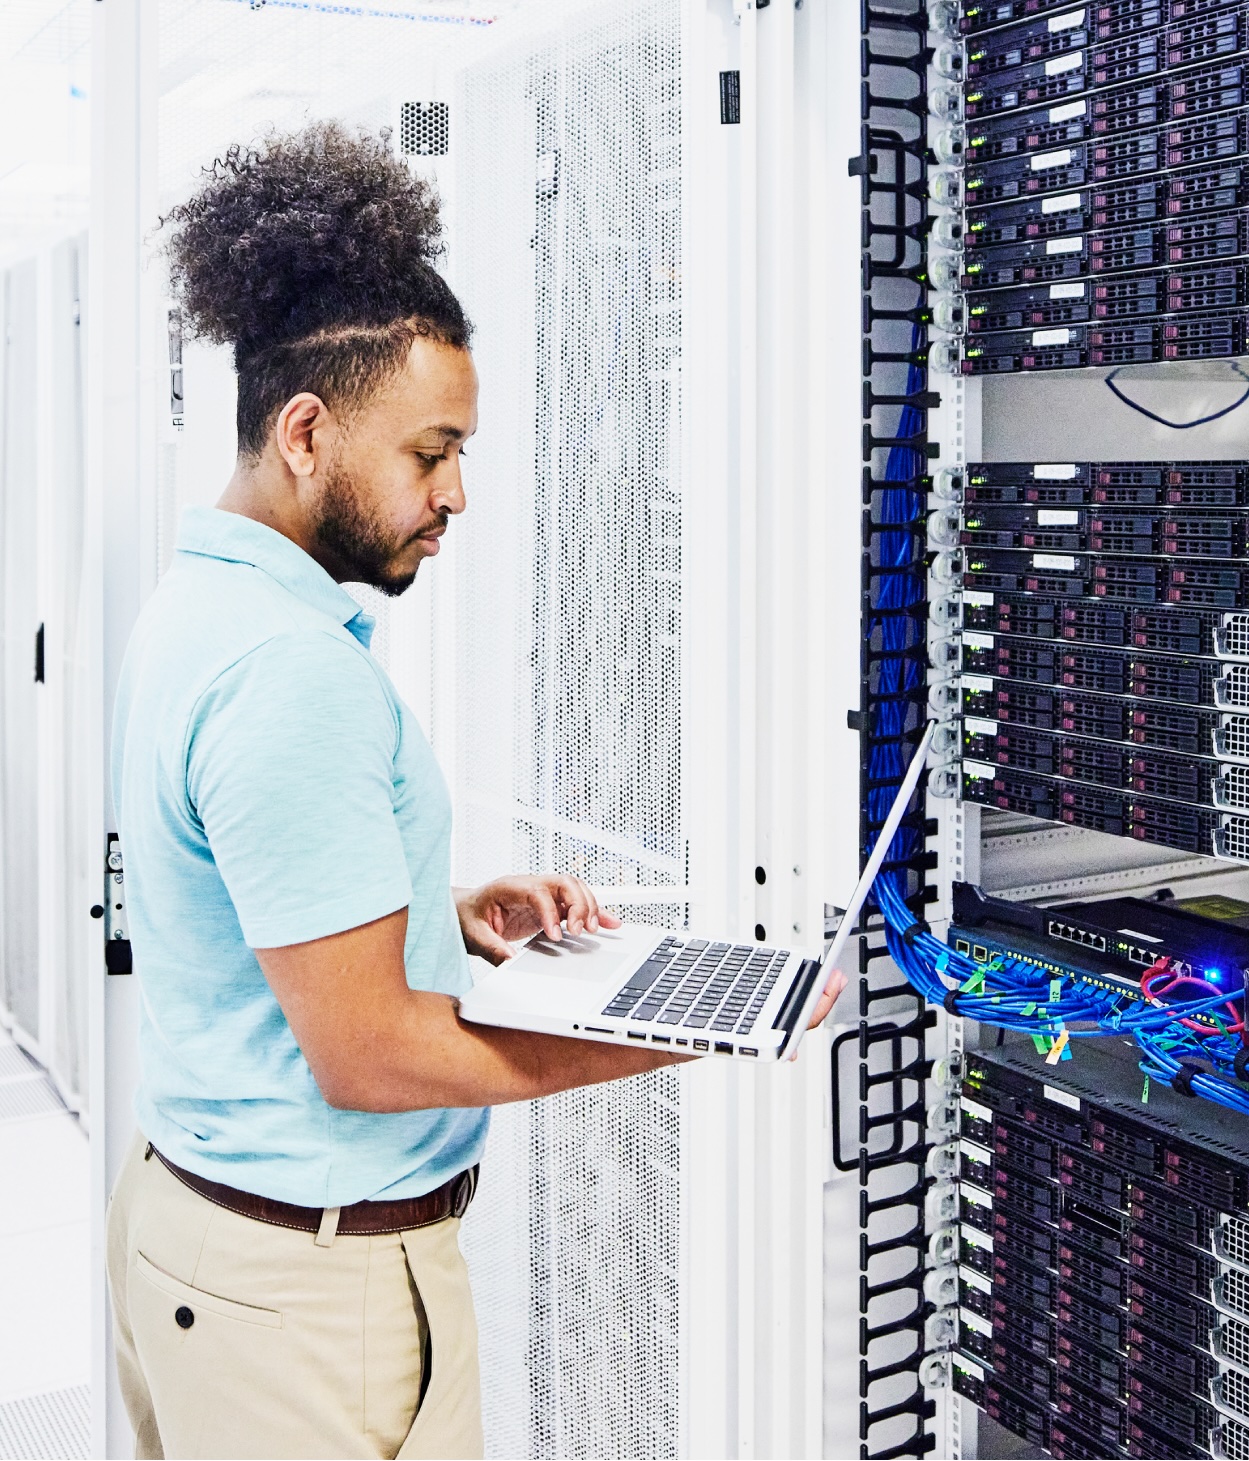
[935,2,1249,372]
[944,463,1249,859]
[960,0,1245,41]
[940,1042,1249,1459]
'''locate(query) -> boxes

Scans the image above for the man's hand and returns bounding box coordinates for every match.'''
[454,874,622,966]
[807,968,849,1030]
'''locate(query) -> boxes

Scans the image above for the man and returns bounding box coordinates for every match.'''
[107,122,842,1460]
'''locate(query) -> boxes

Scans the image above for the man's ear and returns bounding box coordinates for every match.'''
[274,393,332,478]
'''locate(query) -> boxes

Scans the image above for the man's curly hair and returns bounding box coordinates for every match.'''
[161,121,471,456]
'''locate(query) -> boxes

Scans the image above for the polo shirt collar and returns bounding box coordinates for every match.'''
[175,507,376,647]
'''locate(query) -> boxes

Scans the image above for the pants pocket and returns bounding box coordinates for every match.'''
[134,1252,284,1328]
[130,1251,288,1458]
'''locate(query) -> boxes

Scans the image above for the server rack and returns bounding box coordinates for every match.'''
[857,2,1249,1458]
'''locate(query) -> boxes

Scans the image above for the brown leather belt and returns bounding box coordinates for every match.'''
[149,1144,478,1236]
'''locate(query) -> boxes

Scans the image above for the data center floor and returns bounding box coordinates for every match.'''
[0,1026,89,1459]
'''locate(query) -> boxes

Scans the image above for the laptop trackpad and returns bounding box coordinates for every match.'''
[509,928,651,983]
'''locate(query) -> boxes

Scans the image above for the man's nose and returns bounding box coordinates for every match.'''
[433,460,467,516]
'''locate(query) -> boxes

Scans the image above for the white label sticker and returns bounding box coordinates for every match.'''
[1032,327,1072,347]
[1034,553,1076,571]
[1037,509,1079,525]
[1118,926,1162,942]
[964,716,999,737]
[961,1096,992,1122]
[963,589,995,606]
[962,759,999,779]
[1049,7,1085,31]
[1049,281,1086,299]
[1041,191,1082,215]
[962,1185,994,1212]
[961,1138,992,1165]
[1034,462,1078,479]
[961,675,995,695]
[1046,236,1084,255]
[963,631,996,650]
[1049,99,1087,123]
[955,1355,987,1383]
[961,1307,994,1337]
[1046,51,1083,76]
[1032,148,1073,171]
[960,1264,992,1294]
[1044,1084,1081,1112]
[962,1224,993,1251]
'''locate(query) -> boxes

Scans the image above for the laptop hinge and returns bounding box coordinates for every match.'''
[773,958,823,1040]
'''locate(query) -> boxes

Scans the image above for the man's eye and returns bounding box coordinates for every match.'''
[417,453,441,467]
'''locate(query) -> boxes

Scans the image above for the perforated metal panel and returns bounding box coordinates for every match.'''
[452,1,684,1454]
[400,100,448,155]
[1218,1414,1249,1461]
[1220,1217,1249,1272]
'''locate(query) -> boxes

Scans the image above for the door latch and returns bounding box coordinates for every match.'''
[90,834,133,974]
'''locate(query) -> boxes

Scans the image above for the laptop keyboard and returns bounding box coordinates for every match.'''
[601,938,789,1037]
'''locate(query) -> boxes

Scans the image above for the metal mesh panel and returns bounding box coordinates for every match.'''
[1215,716,1249,765]
[1219,614,1249,660]
[1218,1368,1249,1423]
[1218,1415,1249,1461]
[1220,1268,1249,1319]
[1219,664,1249,709]
[453,2,683,1454]
[1220,1218,1249,1272]
[1217,765,1249,812]
[1218,1317,1249,1371]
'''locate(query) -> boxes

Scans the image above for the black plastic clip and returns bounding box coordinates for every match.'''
[1172,1062,1203,1098]
[1235,1047,1249,1084]
[900,920,929,948]
[848,153,877,178]
[943,988,961,1014]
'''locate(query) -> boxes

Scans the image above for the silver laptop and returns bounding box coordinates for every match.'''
[459,723,935,1062]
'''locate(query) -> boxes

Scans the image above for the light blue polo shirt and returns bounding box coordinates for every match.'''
[111,506,489,1206]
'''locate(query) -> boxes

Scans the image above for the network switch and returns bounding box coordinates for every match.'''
[962,545,1249,605]
[961,312,1243,370]
[961,592,1249,657]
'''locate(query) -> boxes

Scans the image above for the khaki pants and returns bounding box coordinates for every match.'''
[106,1134,483,1460]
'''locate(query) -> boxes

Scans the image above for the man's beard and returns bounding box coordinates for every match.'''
[314,461,422,598]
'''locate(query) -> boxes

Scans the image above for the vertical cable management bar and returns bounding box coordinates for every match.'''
[852,3,939,1457]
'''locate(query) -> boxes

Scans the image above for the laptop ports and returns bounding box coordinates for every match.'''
[651,1035,671,1045]
[693,1039,709,1051]
[741,1047,758,1057]
[715,1042,733,1055]
[627,1031,647,1041]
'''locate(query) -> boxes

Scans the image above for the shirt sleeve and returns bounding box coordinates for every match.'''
[185,629,413,948]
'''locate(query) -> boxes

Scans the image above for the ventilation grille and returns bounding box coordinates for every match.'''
[1219,1218,1249,1272]
[400,101,448,156]
[1217,663,1249,709]
[1219,1317,1249,1372]
[455,0,683,1455]
[1220,1268,1249,1318]
[1215,816,1249,863]
[1218,1367,1249,1423]
[1218,1414,1249,1461]
[1217,614,1249,660]
[1216,764,1249,812]
[1215,716,1249,765]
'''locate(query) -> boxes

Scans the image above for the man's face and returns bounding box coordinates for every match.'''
[312,336,479,596]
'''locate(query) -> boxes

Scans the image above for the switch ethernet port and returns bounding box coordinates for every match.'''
[956,939,971,954]
[972,945,988,962]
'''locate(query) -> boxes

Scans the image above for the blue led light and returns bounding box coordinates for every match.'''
[1208,968,1223,982]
